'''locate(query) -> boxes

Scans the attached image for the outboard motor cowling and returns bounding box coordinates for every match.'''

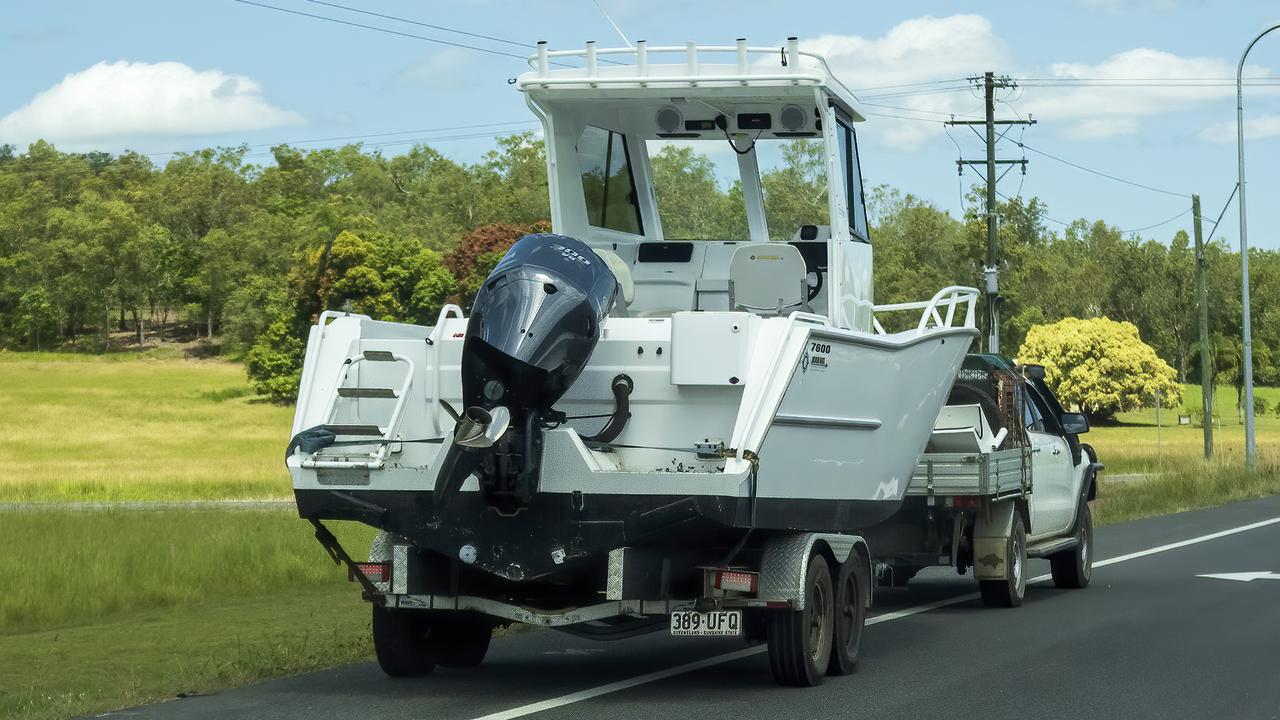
[434,233,618,512]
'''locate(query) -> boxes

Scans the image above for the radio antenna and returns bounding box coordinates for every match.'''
[590,0,633,47]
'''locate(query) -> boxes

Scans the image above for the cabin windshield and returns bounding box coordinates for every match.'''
[644,137,829,242]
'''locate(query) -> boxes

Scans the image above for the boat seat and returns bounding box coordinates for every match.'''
[592,248,634,315]
[728,243,809,316]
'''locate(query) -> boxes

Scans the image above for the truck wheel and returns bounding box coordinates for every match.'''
[826,557,866,677]
[428,618,493,668]
[766,554,834,687]
[1050,500,1093,589]
[979,512,1027,608]
[372,606,436,677]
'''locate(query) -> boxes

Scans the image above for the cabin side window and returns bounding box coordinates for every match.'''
[576,126,643,235]
[836,119,870,242]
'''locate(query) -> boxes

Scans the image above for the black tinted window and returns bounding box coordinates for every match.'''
[578,126,643,235]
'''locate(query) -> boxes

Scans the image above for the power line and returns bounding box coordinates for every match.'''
[859,101,983,120]
[231,0,557,65]
[852,77,970,93]
[301,0,531,48]
[1014,140,1187,198]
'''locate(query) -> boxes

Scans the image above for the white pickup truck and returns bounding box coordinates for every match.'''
[863,354,1104,606]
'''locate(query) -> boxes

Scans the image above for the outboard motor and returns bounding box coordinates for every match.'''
[434,233,618,513]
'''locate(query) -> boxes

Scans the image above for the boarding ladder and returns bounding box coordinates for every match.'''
[304,348,415,470]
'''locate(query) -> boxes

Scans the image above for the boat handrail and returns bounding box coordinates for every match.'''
[522,39,859,106]
[428,304,465,435]
[871,286,980,337]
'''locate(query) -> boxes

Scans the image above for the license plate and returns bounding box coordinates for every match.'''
[669,610,742,637]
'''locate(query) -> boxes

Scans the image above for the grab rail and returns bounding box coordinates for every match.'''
[523,39,859,105]
[872,286,979,337]
[428,304,465,435]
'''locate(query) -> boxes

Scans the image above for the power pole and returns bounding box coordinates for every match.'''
[946,72,1035,355]
[1193,194,1213,459]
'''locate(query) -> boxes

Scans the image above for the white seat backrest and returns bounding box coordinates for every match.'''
[728,243,807,315]
[593,248,634,308]
[935,403,995,439]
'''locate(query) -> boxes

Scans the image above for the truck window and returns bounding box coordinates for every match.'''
[577,126,644,235]
[1021,386,1045,432]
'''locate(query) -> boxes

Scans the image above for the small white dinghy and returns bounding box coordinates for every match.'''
[286,40,980,686]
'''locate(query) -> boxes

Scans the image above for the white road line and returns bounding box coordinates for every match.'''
[470,514,1280,720]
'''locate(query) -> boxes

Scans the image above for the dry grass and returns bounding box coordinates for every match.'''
[1086,384,1280,475]
[0,352,293,502]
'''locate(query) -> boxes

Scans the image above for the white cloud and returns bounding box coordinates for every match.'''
[801,15,1007,150]
[400,48,471,90]
[1201,114,1280,143]
[1022,48,1272,138]
[0,60,304,147]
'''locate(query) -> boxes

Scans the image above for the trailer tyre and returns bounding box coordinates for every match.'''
[979,512,1027,608]
[1050,500,1093,589]
[826,557,866,677]
[428,618,493,668]
[372,606,436,678]
[766,554,834,687]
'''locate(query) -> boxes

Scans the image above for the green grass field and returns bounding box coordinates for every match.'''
[1087,383,1280,476]
[0,352,292,502]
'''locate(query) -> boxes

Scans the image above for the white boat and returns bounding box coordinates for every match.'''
[287,40,980,685]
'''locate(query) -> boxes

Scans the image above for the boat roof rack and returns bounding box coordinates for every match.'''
[517,38,863,120]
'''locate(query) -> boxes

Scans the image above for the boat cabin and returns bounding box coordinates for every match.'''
[517,40,874,330]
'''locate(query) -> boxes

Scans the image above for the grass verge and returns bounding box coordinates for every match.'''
[0,590,372,720]
[0,509,376,720]
[1093,463,1280,526]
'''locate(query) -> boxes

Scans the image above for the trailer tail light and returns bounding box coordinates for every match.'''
[349,562,390,583]
[714,569,759,594]
[952,496,981,509]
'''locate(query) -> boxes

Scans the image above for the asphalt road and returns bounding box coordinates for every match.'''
[100,496,1280,720]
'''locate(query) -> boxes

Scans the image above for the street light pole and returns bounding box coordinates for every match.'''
[1236,24,1280,473]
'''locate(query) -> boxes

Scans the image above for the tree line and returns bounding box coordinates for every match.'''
[0,136,1272,407]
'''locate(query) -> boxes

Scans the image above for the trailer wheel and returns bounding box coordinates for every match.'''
[826,557,866,677]
[372,606,436,677]
[766,553,834,687]
[428,617,493,668]
[1050,500,1093,589]
[979,512,1027,608]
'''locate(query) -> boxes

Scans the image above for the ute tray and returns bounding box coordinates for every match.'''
[906,448,1028,498]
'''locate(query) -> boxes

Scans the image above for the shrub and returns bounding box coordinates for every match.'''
[1017,316,1181,421]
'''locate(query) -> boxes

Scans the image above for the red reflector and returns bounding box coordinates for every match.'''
[349,562,390,583]
[714,569,759,594]
[953,496,980,509]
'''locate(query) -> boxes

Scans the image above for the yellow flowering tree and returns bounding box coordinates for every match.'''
[1016,317,1181,421]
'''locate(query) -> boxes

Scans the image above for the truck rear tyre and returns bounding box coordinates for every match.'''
[1050,500,1093,589]
[766,554,834,687]
[979,512,1027,608]
[427,618,493,668]
[826,557,866,677]
[372,606,436,677]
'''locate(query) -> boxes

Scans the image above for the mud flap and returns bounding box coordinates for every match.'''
[972,501,1016,581]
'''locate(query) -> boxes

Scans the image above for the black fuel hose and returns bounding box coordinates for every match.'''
[580,374,633,444]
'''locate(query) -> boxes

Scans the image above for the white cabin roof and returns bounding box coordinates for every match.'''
[516,40,864,122]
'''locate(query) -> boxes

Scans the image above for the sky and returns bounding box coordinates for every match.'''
[3,0,1280,248]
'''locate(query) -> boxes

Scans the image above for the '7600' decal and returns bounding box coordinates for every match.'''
[801,341,830,372]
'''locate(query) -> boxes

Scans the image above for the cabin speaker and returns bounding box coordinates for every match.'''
[655,106,683,134]
[779,104,807,132]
